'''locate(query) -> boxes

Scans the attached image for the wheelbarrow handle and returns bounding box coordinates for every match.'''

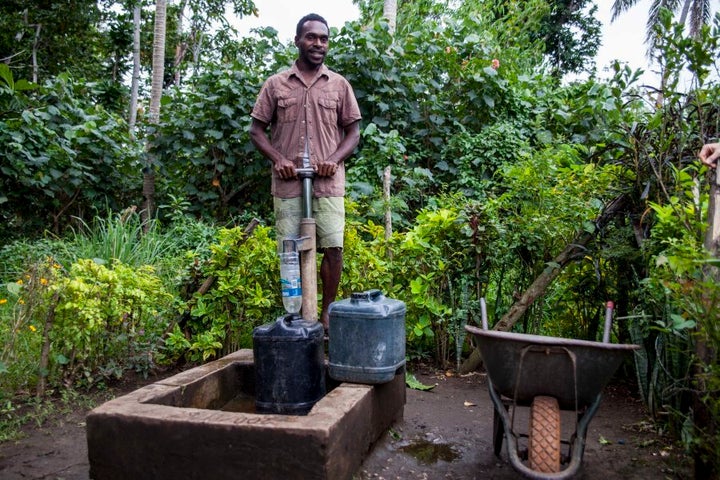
[602,301,614,343]
[481,297,488,330]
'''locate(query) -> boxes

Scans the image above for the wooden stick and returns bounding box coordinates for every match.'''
[36,292,59,398]
[384,166,392,241]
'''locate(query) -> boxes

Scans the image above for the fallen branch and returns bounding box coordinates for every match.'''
[197,218,260,295]
[460,194,630,373]
[168,218,260,337]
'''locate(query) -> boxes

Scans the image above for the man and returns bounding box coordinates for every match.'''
[249,13,361,333]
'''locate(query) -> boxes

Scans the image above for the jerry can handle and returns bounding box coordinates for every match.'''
[351,289,383,303]
[282,313,302,325]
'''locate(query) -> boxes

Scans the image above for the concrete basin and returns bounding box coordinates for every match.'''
[86,349,405,480]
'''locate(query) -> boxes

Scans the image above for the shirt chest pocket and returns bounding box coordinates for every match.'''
[318,96,338,126]
[277,96,299,124]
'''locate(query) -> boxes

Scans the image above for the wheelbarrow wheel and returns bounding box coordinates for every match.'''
[528,395,561,473]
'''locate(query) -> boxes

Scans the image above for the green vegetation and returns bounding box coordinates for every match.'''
[1,0,719,473]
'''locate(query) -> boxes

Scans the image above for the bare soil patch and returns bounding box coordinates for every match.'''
[0,366,691,479]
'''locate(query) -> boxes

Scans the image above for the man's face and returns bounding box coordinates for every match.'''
[295,20,329,67]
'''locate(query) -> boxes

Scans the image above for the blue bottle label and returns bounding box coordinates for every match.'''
[282,287,302,297]
[281,277,301,297]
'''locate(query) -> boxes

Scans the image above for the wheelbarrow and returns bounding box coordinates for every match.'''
[465,301,640,479]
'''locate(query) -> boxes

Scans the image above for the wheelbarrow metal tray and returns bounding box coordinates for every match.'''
[466,326,639,410]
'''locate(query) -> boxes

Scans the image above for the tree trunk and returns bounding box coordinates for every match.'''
[129,4,141,132]
[31,23,41,84]
[173,0,188,86]
[459,194,629,373]
[695,168,720,479]
[143,0,166,227]
[149,0,166,124]
[383,0,397,35]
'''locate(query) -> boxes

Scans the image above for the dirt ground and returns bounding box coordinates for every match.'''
[0,366,691,480]
[357,367,691,480]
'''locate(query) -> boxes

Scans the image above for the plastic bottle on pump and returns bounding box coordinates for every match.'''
[279,251,302,314]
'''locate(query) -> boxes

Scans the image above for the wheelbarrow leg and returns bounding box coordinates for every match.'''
[493,397,510,457]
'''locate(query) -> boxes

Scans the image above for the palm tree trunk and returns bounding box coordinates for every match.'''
[129,4,141,133]
[143,0,166,227]
[149,0,166,124]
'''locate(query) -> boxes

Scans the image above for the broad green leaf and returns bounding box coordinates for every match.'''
[406,372,436,391]
[0,63,13,88]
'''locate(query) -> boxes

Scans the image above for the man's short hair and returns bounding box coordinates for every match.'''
[296,13,329,38]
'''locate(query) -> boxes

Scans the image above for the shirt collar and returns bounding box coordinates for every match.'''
[290,61,329,86]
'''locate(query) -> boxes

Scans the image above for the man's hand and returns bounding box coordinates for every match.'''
[699,143,720,169]
[314,160,338,177]
[274,158,297,179]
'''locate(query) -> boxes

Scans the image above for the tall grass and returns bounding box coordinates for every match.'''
[66,208,218,285]
[68,209,175,267]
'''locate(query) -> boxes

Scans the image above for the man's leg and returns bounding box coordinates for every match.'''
[315,197,345,332]
[320,247,342,331]
[274,197,302,252]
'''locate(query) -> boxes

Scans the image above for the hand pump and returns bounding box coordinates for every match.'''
[296,164,318,321]
[292,138,318,321]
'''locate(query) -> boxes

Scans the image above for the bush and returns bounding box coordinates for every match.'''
[50,259,174,386]
[171,225,280,363]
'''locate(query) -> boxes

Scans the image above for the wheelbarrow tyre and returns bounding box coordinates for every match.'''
[529,395,561,473]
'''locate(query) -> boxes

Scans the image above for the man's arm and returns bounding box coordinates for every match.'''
[315,120,361,177]
[249,118,297,179]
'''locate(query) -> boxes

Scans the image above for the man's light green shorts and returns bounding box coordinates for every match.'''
[274,196,344,252]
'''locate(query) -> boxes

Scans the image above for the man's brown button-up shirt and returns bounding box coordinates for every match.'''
[251,62,362,198]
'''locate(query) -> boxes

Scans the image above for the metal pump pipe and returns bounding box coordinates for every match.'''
[298,167,314,219]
